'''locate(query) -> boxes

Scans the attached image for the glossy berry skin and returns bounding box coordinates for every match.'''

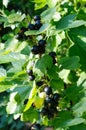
[49,52,56,58]
[31,45,39,54]
[35,20,42,30]
[34,15,41,21]
[38,39,46,47]
[27,69,33,76]
[53,93,60,102]
[44,86,52,95]
[31,123,41,130]
[28,23,35,30]
[49,52,57,64]
[24,99,28,105]
[29,75,35,81]
[44,97,54,107]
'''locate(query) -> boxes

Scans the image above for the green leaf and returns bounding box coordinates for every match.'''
[69,123,86,130]
[47,65,59,80]
[35,55,53,73]
[77,72,86,89]
[52,112,85,128]
[33,0,46,10]
[0,68,7,82]
[64,85,84,103]
[0,16,8,23]
[53,14,86,32]
[24,81,37,112]
[5,37,19,51]
[3,0,9,7]
[50,79,64,92]
[21,107,38,122]
[73,98,86,117]
[6,86,31,114]
[59,69,70,83]
[69,26,86,71]
[0,52,26,64]
[41,7,56,21]
[62,118,85,127]
[0,83,14,93]
[46,0,58,8]
[8,13,25,23]
[6,92,18,114]
[25,23,49,36]
[58,56,80,70]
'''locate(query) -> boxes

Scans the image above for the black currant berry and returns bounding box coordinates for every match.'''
[31,123,41,130]
[34,15,41,21]
[49,51,56,58]
[38,39,46,47]
[49,107,57,114]
[52,58,56,64]
[44,97,54,107]
[53,93,60,103]
[31,45,39,54]
[35,20,42,30]
[38,45,45,54]
[49,52,57,64]
[27,69,33,76]
[47,113,54,119]
[24,99,28,105]
[29,75,35,81]
[44,86,52,95]
[41,107,48,116]
[36,81,43,87]
[28,23,35,30]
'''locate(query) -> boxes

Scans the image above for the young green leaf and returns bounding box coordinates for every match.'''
[58,56,80,70]
[35,55,53,73]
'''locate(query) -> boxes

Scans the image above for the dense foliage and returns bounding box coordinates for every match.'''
[0,0,86,129]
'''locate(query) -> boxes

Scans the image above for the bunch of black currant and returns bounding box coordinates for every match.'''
[16,27,27,40]
[27,69,35,81]
[17,15,42,41]
[28,15,42,30]
[41,86,60,119]
[31,39,46,55]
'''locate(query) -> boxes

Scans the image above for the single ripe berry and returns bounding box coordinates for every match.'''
[29,75,35,81]
[28,23,35,30]
[53,93,60,102]
[16,33,23,40]
[52,58,56,64]
[31,123,41,130]
[35,20,42,30]
[49,52,56,58]
[36,81,43,87]
[27,69,33,76]
[38,39,46,47]
[41,107,48,116]
[49,52,57,64]
[44,97,54,107]
[34,15,41,21]
[44,86,52,95]
[38,45,45,54]
[24,99,28,105]
[31,45,39,54]
[47,113,54,119]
